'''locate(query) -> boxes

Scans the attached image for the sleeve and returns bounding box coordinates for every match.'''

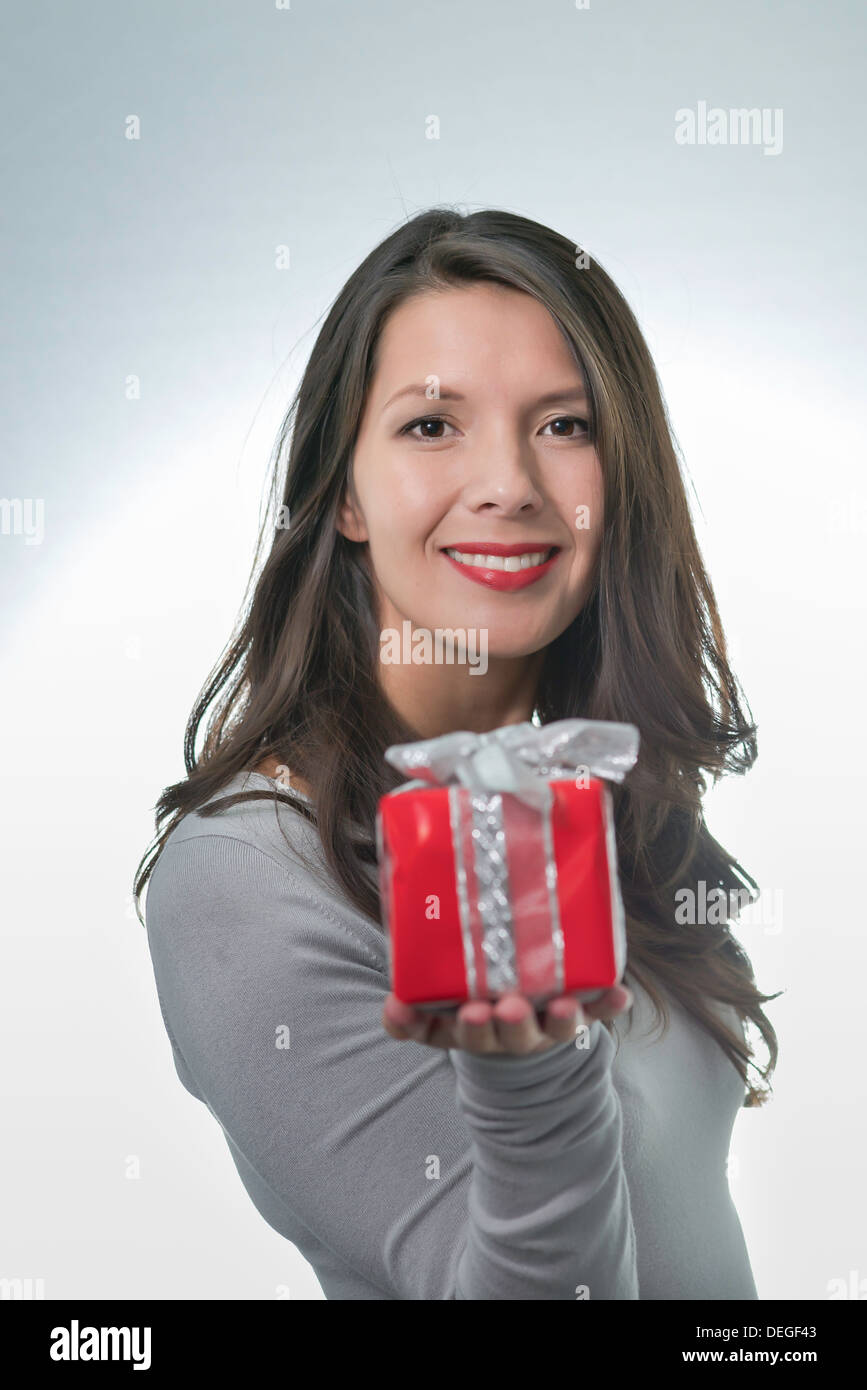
[144,832,639,1301]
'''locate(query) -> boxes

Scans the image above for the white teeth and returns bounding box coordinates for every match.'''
[445,548,552,571]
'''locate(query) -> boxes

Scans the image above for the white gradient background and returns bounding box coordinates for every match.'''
[1,0,865,1301]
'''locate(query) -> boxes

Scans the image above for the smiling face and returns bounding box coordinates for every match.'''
[337,281,604,669]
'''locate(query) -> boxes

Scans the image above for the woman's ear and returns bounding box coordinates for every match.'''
[336,475,368,542]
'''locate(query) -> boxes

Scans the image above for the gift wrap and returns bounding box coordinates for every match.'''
[376,718,640,1010]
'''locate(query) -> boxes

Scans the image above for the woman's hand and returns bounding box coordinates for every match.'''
[382,984,633,1057]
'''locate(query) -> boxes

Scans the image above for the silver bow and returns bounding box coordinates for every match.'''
[384,717,640,809]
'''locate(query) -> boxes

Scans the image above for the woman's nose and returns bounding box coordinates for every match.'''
[460,432,545,515]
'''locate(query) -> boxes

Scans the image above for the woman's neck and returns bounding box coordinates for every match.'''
[378,651,543,739]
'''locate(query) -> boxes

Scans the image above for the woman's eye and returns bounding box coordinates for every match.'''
[541,415,590,439]
[399,414,590,442]
[400,416,455,441]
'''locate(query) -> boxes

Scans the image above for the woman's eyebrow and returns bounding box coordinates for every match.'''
[382,383,587,411]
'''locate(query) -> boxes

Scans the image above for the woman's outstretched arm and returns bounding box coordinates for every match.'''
[144,831,639,1300]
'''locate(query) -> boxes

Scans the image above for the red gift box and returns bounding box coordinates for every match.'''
[377,777,626,1010]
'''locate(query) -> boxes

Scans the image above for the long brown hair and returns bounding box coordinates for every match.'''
[134,207,780,1106]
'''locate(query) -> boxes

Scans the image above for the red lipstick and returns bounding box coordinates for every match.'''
[439,542,561,592]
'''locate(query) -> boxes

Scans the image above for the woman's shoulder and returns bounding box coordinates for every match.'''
[145,767,388,970]
[143,766,323,921]
[159,766,316,863]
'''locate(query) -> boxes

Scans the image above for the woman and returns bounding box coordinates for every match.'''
[135,207,780,1300]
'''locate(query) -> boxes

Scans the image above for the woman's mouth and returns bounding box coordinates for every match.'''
[439,544,561,591]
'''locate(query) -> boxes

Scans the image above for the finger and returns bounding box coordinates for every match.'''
[382,994,435,1043]
[583,984,634,1023]
[492,993,548,1054]
[382,995,419,1037]
[543,994,586,1044]
[454,1000,500,1053]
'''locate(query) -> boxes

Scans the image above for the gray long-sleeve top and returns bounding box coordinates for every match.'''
[143,771,758,1300]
